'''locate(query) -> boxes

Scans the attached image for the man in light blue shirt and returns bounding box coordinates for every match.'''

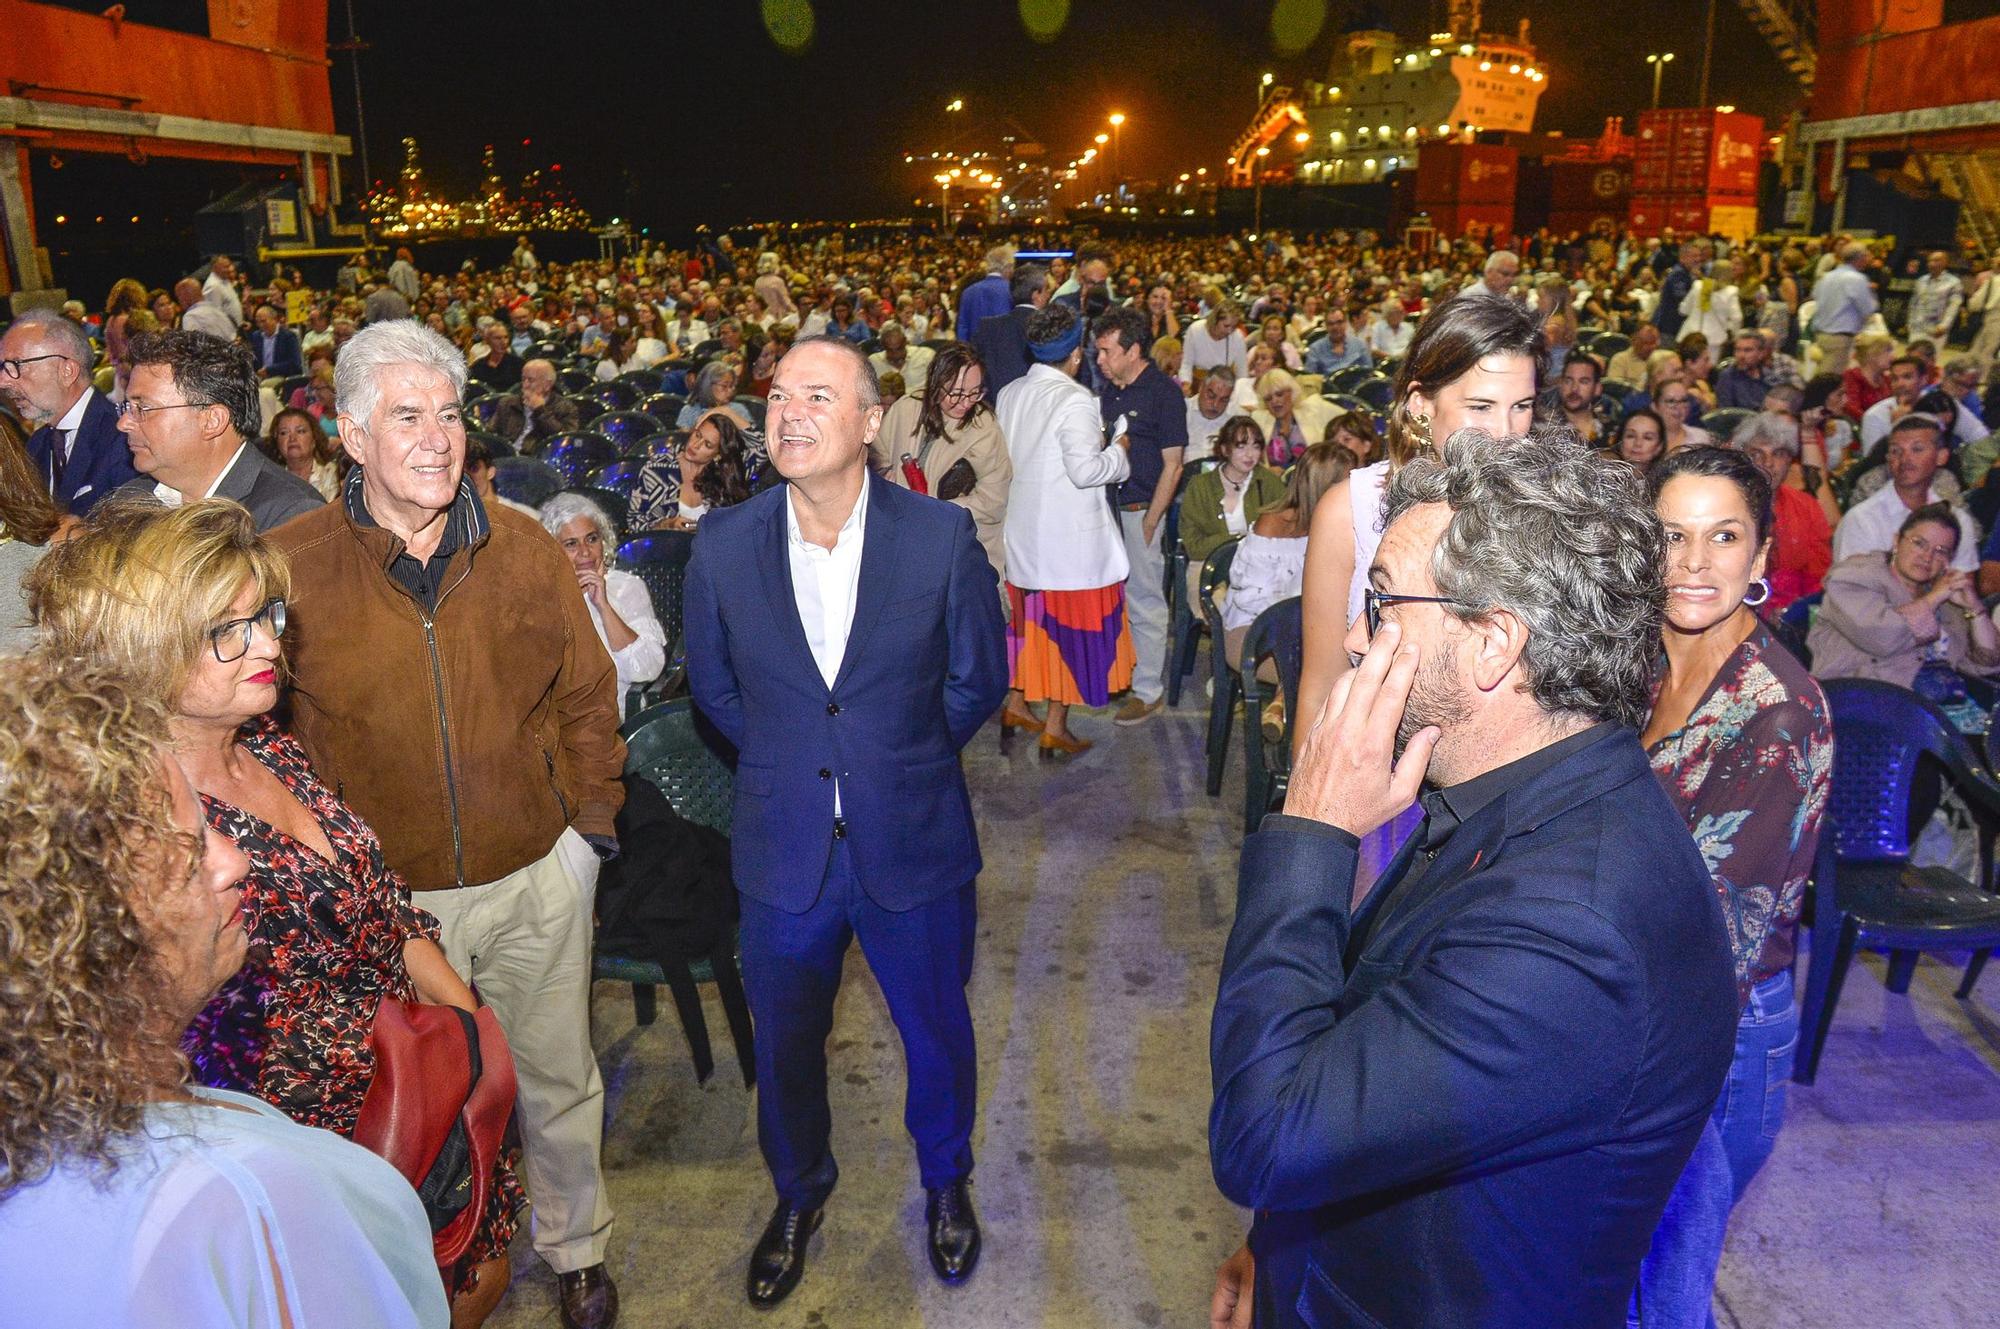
[1810,243,1877,375]
[1303,308,1374,379]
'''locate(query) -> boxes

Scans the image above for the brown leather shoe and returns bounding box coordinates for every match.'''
[557,1264,619,1329]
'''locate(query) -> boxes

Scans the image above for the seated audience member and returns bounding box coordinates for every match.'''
[1,306,138,515]
[1842,333,1896,420]
[1606,322,1659,387]
[1366,299,1414,359]
[1800,373,1857,464]
[540,493,666,699]
[1714,330,1777,410]
[1636,446,1831,1327]
[1251,368,1334,466]
[2,414,65,649]
[1861,362,1989,454]
[877,370,907,408]
[677,360,751,429]
[1326,410,1383,466]
[0,652,451,1329]
[1556,352,1605,444]
[1150,335,1184,379]
[871,343,1011,579]
[469,321,524,392]
[1811,503,2000,694]
[264,406,340,502]
[1180,415,1286,607]
[1733,412,1834,614]
[1832,415,1978,569]
[594,328,652,383]
[1186,364,1238,455]
[1256,314,1303,371]
[1180,301,1251,385]
[1610,408,1668,472]
[869,323,933,393]
[1219,440,1346,669]
[631,407,758,531]
[1230,343,1282,414]
[1677,333,1717,412]
[462,434,537,520]
[1208,428,1737,1329]
[1301,306,1374,379]
[246,304,304,381]
[1656,372,1713,453]
[114,331,323,531]
[489,358,580,452]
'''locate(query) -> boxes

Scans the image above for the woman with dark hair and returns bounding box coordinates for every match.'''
[631,407,759,531]
[871,341,1011,578]
[1142,282,1181,355]
[1179,415,1285,609]
[263,406,340,502]
[1294,289,1547,753]
[1611,407,1669,470]
[1635,445,1830,1328]
[2,412,65,649]
[1325,409,1383,466]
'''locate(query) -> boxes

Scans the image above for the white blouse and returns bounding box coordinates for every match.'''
[1223,530,1309,633]
[587,567,668,694]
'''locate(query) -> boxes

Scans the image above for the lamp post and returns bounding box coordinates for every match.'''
[1253,144,1271,233]
[1646,52,1675,110]
[1108,112,1126,196]
[1259,71,1273,112]
[934,173,950,223]
[1094,133,1110,205]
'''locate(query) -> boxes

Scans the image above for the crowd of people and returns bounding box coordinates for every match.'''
[1,215,1997,1328]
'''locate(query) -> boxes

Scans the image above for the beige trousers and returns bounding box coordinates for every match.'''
[1815,332,1856,377]
[422,828,612,1273]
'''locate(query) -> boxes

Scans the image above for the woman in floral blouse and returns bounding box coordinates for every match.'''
[1632,446,1832,1328]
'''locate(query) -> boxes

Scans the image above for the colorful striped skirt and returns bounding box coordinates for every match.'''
[1006,582,1134,707]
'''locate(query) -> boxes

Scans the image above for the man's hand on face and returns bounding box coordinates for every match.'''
[1284,619,1438,839]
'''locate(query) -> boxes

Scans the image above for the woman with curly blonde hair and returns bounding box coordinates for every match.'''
[0,653,448,1327]
[102,275,155,400]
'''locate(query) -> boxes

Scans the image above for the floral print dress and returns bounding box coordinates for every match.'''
[1647,621,1834,1004]
[184,715,526,1263]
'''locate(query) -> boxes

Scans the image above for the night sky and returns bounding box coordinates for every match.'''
[338,0,1799,231]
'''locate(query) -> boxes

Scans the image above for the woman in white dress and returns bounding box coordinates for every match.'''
[539,493,666,699]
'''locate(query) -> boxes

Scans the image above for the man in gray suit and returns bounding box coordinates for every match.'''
[115,330,323,531]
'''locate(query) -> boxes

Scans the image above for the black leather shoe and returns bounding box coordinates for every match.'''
[557,1263,619,1329]
[747,1200,823,1308]
[925,1180,981,1284]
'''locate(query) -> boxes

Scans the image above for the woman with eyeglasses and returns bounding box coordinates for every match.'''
[27,499,525,1327]
[1652,369,1713,454]
[870,342,1011,580]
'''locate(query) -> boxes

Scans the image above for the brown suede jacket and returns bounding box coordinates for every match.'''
[268,488,625,891]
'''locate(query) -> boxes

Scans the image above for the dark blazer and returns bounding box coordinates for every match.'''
[683,472,1007,911]
[1210,729,1738,1329]
[120,443,325,532]
[245,327,304,379]
[487,393,580,451]
[972,305,1035,397]
[25,389,136,516]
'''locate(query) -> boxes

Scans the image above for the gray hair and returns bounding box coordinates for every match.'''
[1385,427,1665,729]
[1205,364,1237,388]
[1730,411,1800,457]
[538,491,615,547]
[691,359,739,407]
[4,307,94,373]
[335,320,468,430]
[984,243,1016,275]
[1484,250,1520,276]
[788,333,882,409]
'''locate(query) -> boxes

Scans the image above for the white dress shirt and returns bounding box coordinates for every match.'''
[154,442,246,507]
[1832,481,1979,572]
[51,388,91,465]
[787,476,870,812]
[586,568,667,695]
[1860,397,1990,449]
[203,271,243,327]
[1367,319,1415,358]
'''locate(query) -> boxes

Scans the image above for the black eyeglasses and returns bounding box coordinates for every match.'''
[209,598,286,663]
[1363,586,1471,638]
[0,353,70,379]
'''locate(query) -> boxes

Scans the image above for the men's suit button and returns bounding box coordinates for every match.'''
[827,702,841,716]
[819,768,832,780]
[832,818,848,839]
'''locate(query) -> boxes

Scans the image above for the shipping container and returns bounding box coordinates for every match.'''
[1548,159,1633,212]
[1411,201,1515,241]
[1634,107,1764,201]
[1546,207,1626,236]
[1413,143,1519,206]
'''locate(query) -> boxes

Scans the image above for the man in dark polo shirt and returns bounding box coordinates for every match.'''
[1093,304,1186,725]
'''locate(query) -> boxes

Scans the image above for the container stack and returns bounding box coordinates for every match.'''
[1411,143,1519,241]
[1629,108,1763,241]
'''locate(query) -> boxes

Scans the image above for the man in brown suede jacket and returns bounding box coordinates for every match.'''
[268,321,626,1329]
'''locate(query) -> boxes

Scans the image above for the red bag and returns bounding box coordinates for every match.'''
[352,1000,518,1278]
[900,454,930,495]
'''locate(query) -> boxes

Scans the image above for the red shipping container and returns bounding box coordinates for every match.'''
[1629,194,1672,235]
[1418,201,1515,240]
[1550,159,1632,211]
[1414,142,1519,206]
[1546,207,1625,235]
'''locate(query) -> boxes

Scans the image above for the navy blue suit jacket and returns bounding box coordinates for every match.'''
[972,306,1035,397]
[683,472,1007,912]
[246,328,304,379]
[1210,729,1737,1329]
[25,389,136,516]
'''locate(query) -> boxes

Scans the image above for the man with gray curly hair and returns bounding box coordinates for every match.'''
[269,319,628,1329]
[1209,428,1738,1329]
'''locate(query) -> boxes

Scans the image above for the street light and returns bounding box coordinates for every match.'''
[1646,52,1675,110]
[934,172,951,221]
[1253,144,1272,232]
[946,98,964,113]
[1109,112,1126,192]
[1259,70,1273,111]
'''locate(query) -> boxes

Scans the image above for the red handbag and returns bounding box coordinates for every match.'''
[352,999,518,1279]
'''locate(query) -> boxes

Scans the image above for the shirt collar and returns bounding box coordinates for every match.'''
[785,469,869,555]
[344,462,489,559]
[55,387,92,434]
[1418,721,1617,852]
[152,441,246,506]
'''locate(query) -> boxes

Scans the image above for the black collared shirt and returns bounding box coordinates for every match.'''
[343,466,489,615]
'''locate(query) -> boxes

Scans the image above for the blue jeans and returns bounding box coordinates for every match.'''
[1630,970,1797,1328]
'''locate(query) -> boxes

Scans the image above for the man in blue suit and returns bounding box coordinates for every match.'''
[684,335,1007,1309]
[970,262,1047,398]
[244,303,304,380]
[0,308,136,515]
[1208,430,1738,1329]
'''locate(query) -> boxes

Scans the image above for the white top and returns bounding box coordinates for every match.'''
[1859,397,1990,449]
[585,567,667,695]
[0,1087,448,1329]
[1186,399,1231,455]
[1223,530,1308,632]
[870,346,934,390]
[1832,482,1979,572]
[50,387,92,475]
[995,364,1131,590]
[1345,460,1391,630]
[1367,319,1415,358]
[204,271,244,327]
[154,442,247,507]
[787,478,870,813]
[182,302,239,342]
[1677,281,1743,347]
[1224,499,1250,537]
[1179,323,1249,382]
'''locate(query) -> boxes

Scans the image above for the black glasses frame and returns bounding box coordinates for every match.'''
[210,598,286,663]
[0,352,70,379]
[1363,586,1472,638]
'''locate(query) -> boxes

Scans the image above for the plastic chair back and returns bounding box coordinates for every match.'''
[543,432,619,485]
[588,410,658,450]
[1823,679,1982,863]
[1329,365,1373,393]
[467,429,514,460]
[1353,375,1395,410]
[617,530,697,661]
[557,367,594,394]
[627,432,679,463]
[734,396,769,429]
[589,459,645,496]
[586,380,642,413]
[620,698,734,833]
[1241,595,1304,829]
[640,392,687,425]
[1592,333,1633,360]
[619,368,666,393]
[1703,407,1754,443]
[492,456,563,508]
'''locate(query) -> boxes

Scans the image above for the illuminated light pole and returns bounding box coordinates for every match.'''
[1094,133,1110,205]
[1259,70,1273,112]
[1108,112,1126,196]
[1253,144,1271,233]
[1646,52,1675,110]
[934,173,950,222]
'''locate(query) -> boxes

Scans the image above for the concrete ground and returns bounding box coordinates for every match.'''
[488,703,2000,1329]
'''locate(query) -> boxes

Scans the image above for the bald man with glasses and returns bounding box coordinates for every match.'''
[0,308,136,514]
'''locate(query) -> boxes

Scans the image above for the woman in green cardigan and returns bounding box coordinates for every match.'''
[1179,414,1287,611]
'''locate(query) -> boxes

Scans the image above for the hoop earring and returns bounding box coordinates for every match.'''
[1742,578,1771,608]
[1407,411,1435,449]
